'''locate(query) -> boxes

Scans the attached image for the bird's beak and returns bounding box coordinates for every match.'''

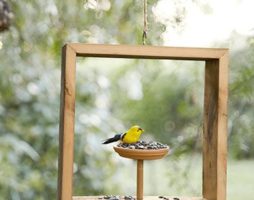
[138,128,144,132]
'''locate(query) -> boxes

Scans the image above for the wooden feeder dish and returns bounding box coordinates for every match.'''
[58,44,229,200]
[114,146,170,200]
[113,146,169,160]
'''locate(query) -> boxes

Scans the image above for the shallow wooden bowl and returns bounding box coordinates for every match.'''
[113,146,170,160]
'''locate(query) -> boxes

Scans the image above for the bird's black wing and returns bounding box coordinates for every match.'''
[102,134,122,144]
[121,133,126,140]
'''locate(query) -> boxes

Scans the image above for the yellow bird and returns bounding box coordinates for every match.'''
[102,125,144,144]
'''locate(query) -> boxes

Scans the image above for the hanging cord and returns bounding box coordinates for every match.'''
[142,0,148,45]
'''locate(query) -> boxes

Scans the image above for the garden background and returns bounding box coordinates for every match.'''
[0,0,253,199]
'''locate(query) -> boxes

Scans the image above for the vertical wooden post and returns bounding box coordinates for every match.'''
[137,160,144,200]
[58,45,77,200]
[203,53,228,200]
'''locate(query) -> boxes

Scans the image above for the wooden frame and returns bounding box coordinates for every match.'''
[58,44,229,200]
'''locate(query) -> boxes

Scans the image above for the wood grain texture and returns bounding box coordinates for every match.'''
[203,52,228,200]
[58,45,77,200]
[113,146,169,160]
[69,43,227,61]
[137,160,144,200]
[72,196,206,200]
[217,53,228,200]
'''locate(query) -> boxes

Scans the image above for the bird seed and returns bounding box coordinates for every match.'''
[117,141,169,150]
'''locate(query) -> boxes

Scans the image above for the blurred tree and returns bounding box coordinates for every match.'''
[0,0,165,199]
[229,35,254,159]
[110,60,204,156]
[0,0,13,32]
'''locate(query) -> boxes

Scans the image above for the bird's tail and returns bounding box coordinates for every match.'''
[102,134,122,144]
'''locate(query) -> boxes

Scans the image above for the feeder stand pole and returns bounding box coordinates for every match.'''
[137,159,144,200]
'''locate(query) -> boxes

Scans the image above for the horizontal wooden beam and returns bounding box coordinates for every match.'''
[73,196,206,200]
[68,43,228,61]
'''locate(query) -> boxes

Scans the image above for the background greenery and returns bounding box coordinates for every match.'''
[0,0,253,199]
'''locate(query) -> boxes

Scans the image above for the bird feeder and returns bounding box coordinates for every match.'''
[58,44,228,200]
[114,146,169,200]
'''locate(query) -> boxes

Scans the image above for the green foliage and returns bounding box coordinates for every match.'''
[229,40,254,159]
[110,60,204,155]
[0,0,165,198]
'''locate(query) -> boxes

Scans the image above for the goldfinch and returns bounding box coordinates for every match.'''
[102,125,144,144]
